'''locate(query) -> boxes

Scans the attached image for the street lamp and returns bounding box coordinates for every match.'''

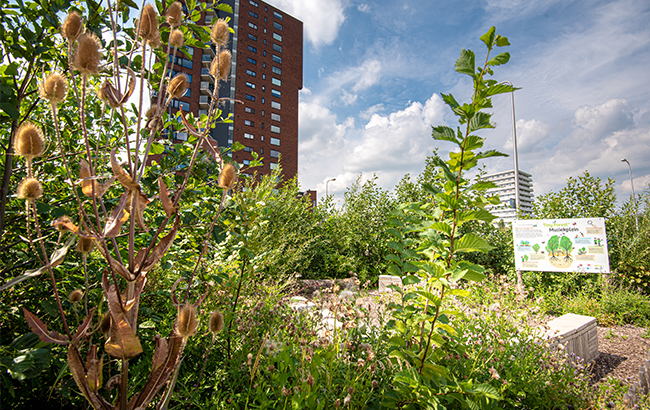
[326,178,336,198]
[498,80,520,218]
[621,158,639,231]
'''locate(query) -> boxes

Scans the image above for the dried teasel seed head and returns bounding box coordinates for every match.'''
[139,4,160,42]
[149,29,162,49]
[39,72,68,105]
[100,312,111,335]
[210,18,230,46]
[218,163,237,190]
[68,289,83,303]
[209,311,224,333]
[77,236,94,254]
[165,1,184,27]
[175,305,198,339]
[145,104,160,119]
[74,33,102,76]
[214,50,232,81]
[17,178,43,199]
[52,215,73,232]
[167,74,188,99]
[15,122,45,158]
[62,11,84,41]
[169,29,184,49]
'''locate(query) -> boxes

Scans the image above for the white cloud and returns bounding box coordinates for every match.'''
[266,0,346,47]
[503,119,550,153]
[357,3,371,13]
[299,93,448,200]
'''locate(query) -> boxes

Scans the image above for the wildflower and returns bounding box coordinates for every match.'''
[39,72,68,105]
[138,4,159,43]
[306,374,314,386]
[343,394,351,405]
[340,290,355,300]
[14,122,45,158]
[489,367,500,379]
[17,178,43,199]
[209,311,224,333]
[167,74,188,99]
[371,380,378,388]
[169,29,184,48]
[68,289,83,303]
[74,33,102,76]
[218,163,237,189]
[175,305,199,339]
[165,1,183,27]
[61,11,84,41]
[264,339,280,355]
[210,19,229,46]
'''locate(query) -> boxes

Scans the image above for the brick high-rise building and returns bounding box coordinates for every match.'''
[163,0,303,181]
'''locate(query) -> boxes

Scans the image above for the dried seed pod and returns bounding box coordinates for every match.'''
[210,19,229,46]
[145,104,160,119]
[14,122,45,158]
[100,312,111,335]
[139,4,160,42]
[97,80,121,108]
[175,305,198,339]
[165,1,183,27]
[52,216,75,232]
[169,29,184,49]
[62,11,84,41]
[218,163,237,189]
[39,72,68,105]
[68,289,83,303]
[17,178,43,199]
[149,30,162,49]
[74,33,102,76]
[217,50,232,81]
[77,236,94,254]
[167,74,188,99]
[209,311,224,333]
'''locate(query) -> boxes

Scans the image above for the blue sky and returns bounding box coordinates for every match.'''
[266,0,650,204]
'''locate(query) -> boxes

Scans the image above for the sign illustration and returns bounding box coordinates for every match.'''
[512,218,610,273]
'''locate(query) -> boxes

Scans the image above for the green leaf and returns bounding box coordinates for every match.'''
[386,228,402,239]
[403,292,419,302]
[449,289,470,297]
[215,3,233,13]
[387,241,404,253]
[495,34,510,47]
[385,254,401,264]
[487,51,510,66]
[485,83,518,97]
[454,233,494,253]
[474,149,508,161]
[403,262,419,273]
[431,126,458,144]
[414,290,441,308]
[422,183,441,196]
[480,26,496,49]
[149,143,165,155]
[402,275,420,285]
[468,111,494,132]
[429,221,452,236]
[454,49,475,76]
[440,93,460,110]
[431,156,457,182]
[474,383,501,399]
[387,265,402,277]
[120,0,138,8]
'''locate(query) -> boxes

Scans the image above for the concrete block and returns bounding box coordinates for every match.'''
[546,313,598,363]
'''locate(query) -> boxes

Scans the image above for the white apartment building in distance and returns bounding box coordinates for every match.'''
[480,170,534,222]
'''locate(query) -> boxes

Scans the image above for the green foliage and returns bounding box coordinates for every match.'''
[531,171,616,220]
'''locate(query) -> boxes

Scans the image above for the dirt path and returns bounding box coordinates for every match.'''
[591,324,650,385]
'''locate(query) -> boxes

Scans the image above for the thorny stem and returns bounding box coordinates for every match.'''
[195,334,216,388]
[133,40,147,175]
[29,198,72,340]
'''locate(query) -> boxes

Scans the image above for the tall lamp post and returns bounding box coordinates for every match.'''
[498,80,520,217]
[326,178,336,198]
[621,158,639,231]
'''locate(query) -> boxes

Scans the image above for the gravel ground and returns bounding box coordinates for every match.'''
[591,324,650,386]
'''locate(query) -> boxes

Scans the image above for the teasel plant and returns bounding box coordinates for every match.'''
[2,1,242,409]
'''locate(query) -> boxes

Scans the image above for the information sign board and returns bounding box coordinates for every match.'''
[512,218,610,273]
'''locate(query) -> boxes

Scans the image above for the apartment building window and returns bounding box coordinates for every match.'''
[247,45,257,53]
[273,33,282,42]
[270,150,280,158]
[247,57,257,65]
[272,66,281,75]
[243,146,253,152]
[271,77,281,86]
[272,55,282,64]
[246,69,256,77]
[245,106,255,113]
[270,162,278,170]
[244,133,254,139]
[262,62,266,68]
[245,94,255,101]
[249,11,258,18]
[271,101,281,110]
[272,43,282,52]
[271,113,280,121]
[273,11,283,20]
[250,0,258,6]
[205,14,213,24]
[271,89,281,98]
[273,22,282,31]
[169,99,190,111]
[248,22,257,29]
[271,125,280,133]
[248,33,257,41]
[243,160,251,165]
[244,120,254,126]
[270,137,280,146]
[170,54,193,69]
[246,81,256,89]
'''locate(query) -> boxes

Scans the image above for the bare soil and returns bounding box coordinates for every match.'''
[591,324,650,386]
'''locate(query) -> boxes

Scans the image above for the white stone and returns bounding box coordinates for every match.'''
[378,275,401,292]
